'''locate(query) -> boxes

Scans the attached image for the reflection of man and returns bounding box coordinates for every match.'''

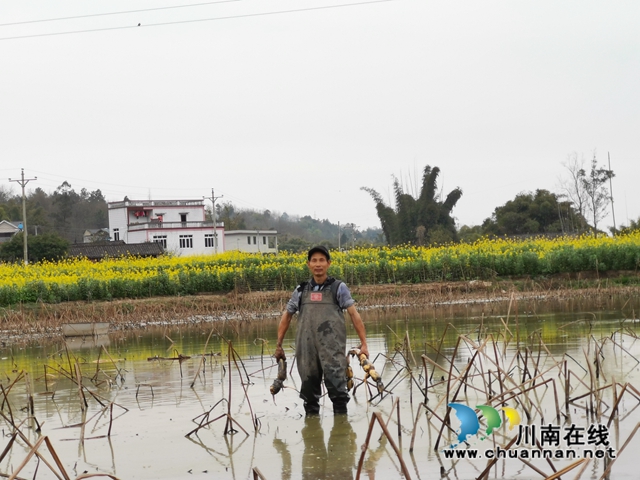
[275,246,369,415]
[327,415,357,477]
[301,415,357,480]
[272,438,292,480]
[301,416,326,479]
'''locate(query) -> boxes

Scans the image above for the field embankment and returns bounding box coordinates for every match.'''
[1,272,639,345]
[1,233,639,341]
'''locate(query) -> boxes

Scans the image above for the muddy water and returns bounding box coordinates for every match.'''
[1,296,640,479]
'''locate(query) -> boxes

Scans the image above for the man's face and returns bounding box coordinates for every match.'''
[307,252,330,278]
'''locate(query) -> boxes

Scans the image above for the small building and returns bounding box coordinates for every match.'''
[108,199,224,256]
[0,220,20,244]
[68,240,164,261]
[224,230,278,254]
[83,228,110,243]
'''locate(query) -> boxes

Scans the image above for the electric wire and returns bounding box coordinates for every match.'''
[0,0,241,27]
[0,0,396,41]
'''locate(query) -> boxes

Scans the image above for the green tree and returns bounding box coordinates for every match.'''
[458,224,484,243]
[215,202,247,230]
[1,182,108,242]
[28,187,53,233]
[362,165,462,246]
[278,235,311,253]
[0,232,69,263]
[611,217,640,236]
[483,189,585,236]
[52,181,79,235]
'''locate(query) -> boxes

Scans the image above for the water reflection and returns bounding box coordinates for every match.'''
[1,295,639,479]
[273,437,292,480]
[300,415,357,479]
[64,334,110,350]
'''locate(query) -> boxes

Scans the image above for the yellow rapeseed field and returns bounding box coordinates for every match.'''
[1,232,639,305]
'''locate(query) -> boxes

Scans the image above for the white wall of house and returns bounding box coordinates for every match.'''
[108,199,224,256]
[224,230,278,254]
[108,206,129,243]
[0,220,20,244]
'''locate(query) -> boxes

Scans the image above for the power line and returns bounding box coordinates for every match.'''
[0,0,396,41]
[0,0,241,27]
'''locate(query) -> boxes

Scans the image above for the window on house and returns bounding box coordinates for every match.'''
[263,236,266,245]
[180,213,187,226]
[153,235,167,248]
[268,236,276,249]
[113,228,120,241]
[253,236,256,244]
[179,235,193,248]
[247,236,251,245]
[205,234,216,248]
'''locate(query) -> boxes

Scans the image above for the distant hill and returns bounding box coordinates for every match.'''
[211,202,384,252]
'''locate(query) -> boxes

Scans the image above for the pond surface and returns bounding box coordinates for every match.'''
[1,296,640,479]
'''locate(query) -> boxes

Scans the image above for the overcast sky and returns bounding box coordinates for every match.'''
[1,1,638,231]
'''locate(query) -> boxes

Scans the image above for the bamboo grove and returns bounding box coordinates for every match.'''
[1,232,639,306]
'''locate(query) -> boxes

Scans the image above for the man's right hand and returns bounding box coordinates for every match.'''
[274,345,286,361]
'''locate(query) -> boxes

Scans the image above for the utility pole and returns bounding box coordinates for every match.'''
[350,223,358,249]
[608,152,616,232]
[204,188,223,254]
[9,169,37,265]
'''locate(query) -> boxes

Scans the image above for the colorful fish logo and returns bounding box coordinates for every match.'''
[448,403,521,448]
[448,403,480,446]
[501,406,521,430]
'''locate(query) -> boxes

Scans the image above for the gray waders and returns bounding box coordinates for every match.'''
[295,282,349,415]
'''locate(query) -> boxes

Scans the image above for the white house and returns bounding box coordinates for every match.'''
[0,220,20,244]
[225,230,278,254]
[108,199,224,256]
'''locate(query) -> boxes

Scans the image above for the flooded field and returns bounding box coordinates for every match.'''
[1,296,640,479]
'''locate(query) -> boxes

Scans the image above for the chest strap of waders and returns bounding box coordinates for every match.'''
[297,277,342,313]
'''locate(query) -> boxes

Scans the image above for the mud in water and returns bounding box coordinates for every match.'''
[1,296,640,479]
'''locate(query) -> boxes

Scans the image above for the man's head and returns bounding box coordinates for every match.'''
[307,245,330,262]
[307,246,331,282]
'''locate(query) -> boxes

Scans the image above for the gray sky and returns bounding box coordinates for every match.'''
[1,0,639,231]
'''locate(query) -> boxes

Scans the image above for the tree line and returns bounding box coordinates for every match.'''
[0,181,108,262]
[363,155,635,247]
[1,152,637,262]
[0,181,108,242]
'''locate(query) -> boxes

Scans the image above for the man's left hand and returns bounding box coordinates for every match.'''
[359,344,370,358]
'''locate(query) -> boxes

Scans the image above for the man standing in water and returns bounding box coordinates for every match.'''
[274,246,369,415]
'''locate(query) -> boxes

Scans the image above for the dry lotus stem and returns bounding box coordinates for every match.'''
[270,358,287,395]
